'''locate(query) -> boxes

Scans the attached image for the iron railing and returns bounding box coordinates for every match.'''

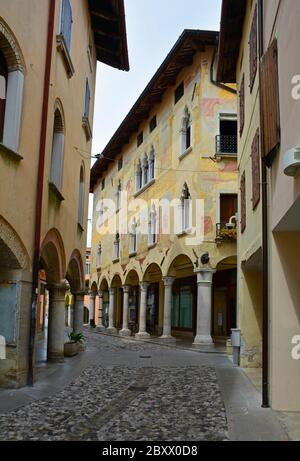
[216,135,238,155]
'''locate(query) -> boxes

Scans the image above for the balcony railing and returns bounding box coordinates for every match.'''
[216,221,237,242]
[216,135,237,156]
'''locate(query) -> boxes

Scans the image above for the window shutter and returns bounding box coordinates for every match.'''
[249,5,258,92]
[84,79,90,117]
[251,129,260,210]
[61,0,72,51]
[239,74,245,137]
[260,38,280,161]
[240,172,246,233]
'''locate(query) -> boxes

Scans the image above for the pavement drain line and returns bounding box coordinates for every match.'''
[64,368,153,441]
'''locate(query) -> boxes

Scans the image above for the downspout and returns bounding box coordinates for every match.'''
[210,45,237,95]
[28,0,56,386]
[258,0,269,408]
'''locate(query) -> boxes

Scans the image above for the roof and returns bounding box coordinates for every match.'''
[90,29,218,191]
[216,0,246,83]
[88,0,129,71]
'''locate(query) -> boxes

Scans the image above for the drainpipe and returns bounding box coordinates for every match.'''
[258,0,269,408]
[28,0,56,386]
[210,44,237,95]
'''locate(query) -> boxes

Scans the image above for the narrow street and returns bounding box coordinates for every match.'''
[0,331,288,441]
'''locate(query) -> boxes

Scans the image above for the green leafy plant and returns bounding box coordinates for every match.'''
[218,227,237,241]
[68,331,86,344]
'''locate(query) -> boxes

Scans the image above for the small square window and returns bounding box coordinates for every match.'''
[175,82,184,104]
[118,158,123,171]
[137,132,143,147]
[101,178,105,191]
[149,115,157,133]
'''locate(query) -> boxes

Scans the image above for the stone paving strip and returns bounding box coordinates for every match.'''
[0,364,228,441]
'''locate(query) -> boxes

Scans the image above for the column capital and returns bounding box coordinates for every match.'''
[109,287,116,296]
[47,280,69,300]
[122,285,130,294]
[194,268,216,285]
[73,290,86,297]
[140,282,150,292]
[98,290,104,298]
[163,276,175,287]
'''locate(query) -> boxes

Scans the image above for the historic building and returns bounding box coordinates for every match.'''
[0,0,129,388]
[217,0,300,411]
[90,30,238,346]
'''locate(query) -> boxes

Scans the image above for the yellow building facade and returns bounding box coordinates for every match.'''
[90,30,238,345]
[0,0,128,388]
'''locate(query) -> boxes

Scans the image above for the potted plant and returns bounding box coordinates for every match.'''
[64,331,86,357]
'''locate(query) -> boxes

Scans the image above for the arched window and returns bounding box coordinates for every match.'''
[130,218,137,255]
[142,153,149,186]
[77,165,85,227]
[136,160,142,191]
[148,203,157,246]
[180,183,192,232]
[50,107,65,193]
[114,232,120,260]
[0,50,8,142]
[116,179,121,211]
[180,106,192,156]
[0,20,25,152]
[149,146,155,181]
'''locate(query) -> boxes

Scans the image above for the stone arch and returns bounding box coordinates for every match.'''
[40,228,66,285]
[0,19,25,72]
[164,253,194,278]
[53,99,65,133]
[66,249,85,292]
[142,262,162,283]
[124,268,140,286]
[99,276,109,291]
[123,259,142,283]
[0,215,30,269]
[111,273,123,288]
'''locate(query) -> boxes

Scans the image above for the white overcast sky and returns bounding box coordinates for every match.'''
[87,0,222,246]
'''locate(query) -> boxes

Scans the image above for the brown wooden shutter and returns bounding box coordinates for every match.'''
[260,38,280,161]
[249,4,258,92]
[239,74,245,137]
[251,129,260,209]
[240,172,246,233]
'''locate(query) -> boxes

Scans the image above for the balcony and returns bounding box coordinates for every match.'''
[216,220,237,243]
[215,135,237,157]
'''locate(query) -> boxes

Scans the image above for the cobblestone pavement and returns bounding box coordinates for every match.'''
[0,333,228,441]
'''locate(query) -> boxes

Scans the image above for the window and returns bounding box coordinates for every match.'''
[60,0,73,51]
[116,179,121,210]
[136,160,142,190]
[101,178,105,191]
[239,75,245,137]
[0,50,8,142]
[130,218,137,254]
[50,108,65,194]
[114,232,120,260]
[240,172,246,233]
[251,129,260,209]
[175,82,184,104]
[179,183,191,233]
[148,204,157,246]
[220,194,238,224]
[96,243,102,268]
[216,115,238,155]
[171,278,193,329]
[84,79,90,118]
[77,166,85,227]
[85,262,91,275]
[142,153,149,186]
[137,131,143,147]
[149,115,157,133]
[118,158,123,171]
[149,146,155,180]
[249,4,258,93]
[180,106,192,156]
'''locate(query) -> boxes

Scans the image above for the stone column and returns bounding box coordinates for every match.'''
[47,280,69,362]
[107,288,117,334]
[193,269,216,346]
[89,292,96,327]
[73,292,85,334]
[135,282,150,340]
[120,285,131,337]
[97,290,106,331]
[160,276,176,342]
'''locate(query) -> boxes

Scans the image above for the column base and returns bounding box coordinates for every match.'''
[47,354,64,363]
[193,334,214,346]
[106,327,117,335]
[119,328,131,337]
[96,325,106,332]
[158,335,176,343]
[135,331,151,340]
